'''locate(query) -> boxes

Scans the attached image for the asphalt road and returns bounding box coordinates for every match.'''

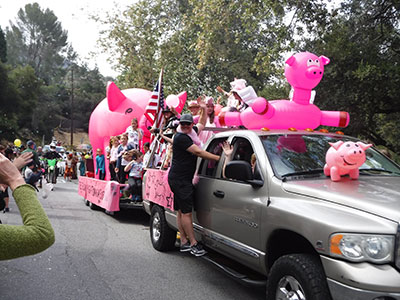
[0,179,265,300]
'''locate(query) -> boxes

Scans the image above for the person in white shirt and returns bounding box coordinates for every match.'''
[125,118,143,150]
[108,136,120,181]
[124,150,144,202]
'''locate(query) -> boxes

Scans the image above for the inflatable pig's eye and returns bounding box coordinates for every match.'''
[125,108,133,114]
[355,144,359,147]
[307,59,313,66]
[346,144,350,147]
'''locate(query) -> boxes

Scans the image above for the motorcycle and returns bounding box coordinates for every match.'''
[46,158,58,184]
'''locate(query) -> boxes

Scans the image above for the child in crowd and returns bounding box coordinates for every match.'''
[124,150,144,202]
[115,133,133,183]
[24,162,42,190]
[126,117,143,150]
[108,136,120,181]
[95,148,106,180]
[142,142,152,168]
[65,153,73,182]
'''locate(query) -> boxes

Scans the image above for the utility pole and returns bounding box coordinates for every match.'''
[70,67,74,147]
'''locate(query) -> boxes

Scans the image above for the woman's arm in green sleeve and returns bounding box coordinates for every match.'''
[0,184,55,260]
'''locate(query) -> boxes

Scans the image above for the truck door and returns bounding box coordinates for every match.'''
[195,136,265,261]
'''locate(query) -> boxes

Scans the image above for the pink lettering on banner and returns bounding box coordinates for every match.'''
[78,177,121,212]
[144,169,174,210]
[78,176,88,198]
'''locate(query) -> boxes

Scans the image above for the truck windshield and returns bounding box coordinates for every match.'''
[260,134,400,179]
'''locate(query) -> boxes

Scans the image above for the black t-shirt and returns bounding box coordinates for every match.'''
[169,131,198,181]
[44,151,62,160]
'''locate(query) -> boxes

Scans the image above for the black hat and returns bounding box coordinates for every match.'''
[179,114,194,124]
[162,106,172,113]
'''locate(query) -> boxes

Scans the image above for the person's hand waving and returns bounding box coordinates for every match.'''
[13,152,33,170]
[0,153,26,191]
[222,141,233,157]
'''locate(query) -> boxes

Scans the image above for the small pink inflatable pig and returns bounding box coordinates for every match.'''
[324,141,372,181]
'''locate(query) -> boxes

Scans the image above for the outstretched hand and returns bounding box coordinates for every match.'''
[222,141,233,157]
[0,153,25,191]
[13,152,33,170]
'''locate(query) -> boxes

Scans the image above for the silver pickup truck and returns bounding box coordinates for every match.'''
[143,129,400,300]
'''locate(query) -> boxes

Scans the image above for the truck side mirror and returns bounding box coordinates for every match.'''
[225,161,264,187]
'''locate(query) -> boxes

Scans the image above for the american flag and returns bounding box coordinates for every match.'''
[144,69,164,128]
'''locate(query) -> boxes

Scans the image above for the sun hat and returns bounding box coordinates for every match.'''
[188,100,199,108]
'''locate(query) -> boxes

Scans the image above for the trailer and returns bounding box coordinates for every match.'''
[78,176,143,214]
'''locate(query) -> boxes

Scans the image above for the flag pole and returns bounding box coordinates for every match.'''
[155,68,164,129]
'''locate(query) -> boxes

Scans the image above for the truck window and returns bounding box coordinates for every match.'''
[198,137,227,178]
[223,137,262,182]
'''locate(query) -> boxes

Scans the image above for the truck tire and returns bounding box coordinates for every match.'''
[89,201,99,210]
[150,205,177,252]
[266,254,332,300]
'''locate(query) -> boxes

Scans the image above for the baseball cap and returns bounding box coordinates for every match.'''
[179,114,193,124]
[162,106,172,113]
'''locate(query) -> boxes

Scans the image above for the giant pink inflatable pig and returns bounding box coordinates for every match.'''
[324,141,372,182]
[218,52,350,130]
[89,82,186,181]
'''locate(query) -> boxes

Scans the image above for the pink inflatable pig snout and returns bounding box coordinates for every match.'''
[306,66,323,80]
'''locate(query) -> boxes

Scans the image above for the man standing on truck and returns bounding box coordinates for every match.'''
[168,114,222,257]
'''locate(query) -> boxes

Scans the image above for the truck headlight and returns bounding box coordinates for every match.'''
[330,233,394,263]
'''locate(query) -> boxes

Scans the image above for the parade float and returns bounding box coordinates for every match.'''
[79,51,351,213]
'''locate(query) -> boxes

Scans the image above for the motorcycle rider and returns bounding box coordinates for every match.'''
[43,143,62,184]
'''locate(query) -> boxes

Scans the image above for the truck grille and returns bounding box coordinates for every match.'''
[396,225,400,270]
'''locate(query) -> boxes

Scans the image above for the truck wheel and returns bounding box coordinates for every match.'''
[266,254,332,300]
[89,201,98,210]
[150,205,176,251]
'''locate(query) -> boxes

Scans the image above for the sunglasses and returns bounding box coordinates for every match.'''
[180,122,192,126]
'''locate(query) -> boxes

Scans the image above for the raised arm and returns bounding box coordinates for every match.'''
[0,153,55,260]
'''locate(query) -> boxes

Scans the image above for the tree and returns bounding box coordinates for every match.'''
[5,2,68,84]
[0,27,7,63]
[298,0,400,153]
[98,0,296,99]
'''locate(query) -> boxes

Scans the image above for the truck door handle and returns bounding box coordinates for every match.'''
[213,190,225,198]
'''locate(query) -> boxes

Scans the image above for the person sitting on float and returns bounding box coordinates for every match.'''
[125,117,143,150]
[217,78,258,112]
[198,97,221,145]
[124,150,144,202]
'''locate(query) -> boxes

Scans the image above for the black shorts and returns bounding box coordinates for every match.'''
[168,177,194,214]
[0,189,8,199]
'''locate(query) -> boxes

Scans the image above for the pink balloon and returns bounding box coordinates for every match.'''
[166,95,180,108]
[217,52,350,130]
[89,82,186,181]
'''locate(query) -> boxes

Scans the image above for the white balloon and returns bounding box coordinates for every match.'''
[166,95,180,108]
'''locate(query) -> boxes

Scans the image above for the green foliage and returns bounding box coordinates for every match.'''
[0,27,7,63]
[299,0,400,153]
[1,3,106,144]
[5,2,68,84]
[98,0,294,99]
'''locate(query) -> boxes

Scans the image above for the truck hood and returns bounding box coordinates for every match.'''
[282,176,400,223]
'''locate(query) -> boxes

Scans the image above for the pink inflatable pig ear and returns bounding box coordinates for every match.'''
[328,141,344,150]
[107,82,126,111]
[356,142,373,151]
[319,55,330,66]
[176,91,187,113]
[285,55,296,66]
